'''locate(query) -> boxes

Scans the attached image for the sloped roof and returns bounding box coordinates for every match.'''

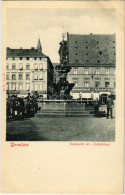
[6,47,47,58]
[67,33,116,66]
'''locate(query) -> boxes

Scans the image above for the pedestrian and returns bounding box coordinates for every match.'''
[94,98,100,117]
[106,96,114,119]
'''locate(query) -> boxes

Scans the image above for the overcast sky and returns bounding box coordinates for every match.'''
[7,8,116,63]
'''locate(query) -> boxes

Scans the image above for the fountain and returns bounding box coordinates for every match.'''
[53,34,75,99]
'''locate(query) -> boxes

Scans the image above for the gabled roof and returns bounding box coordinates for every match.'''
[67,33,116,66]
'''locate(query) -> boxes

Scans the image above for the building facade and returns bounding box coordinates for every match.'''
[67,33,116,103]
[6,39,54,99]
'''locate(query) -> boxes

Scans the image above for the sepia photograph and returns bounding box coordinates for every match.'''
[1,1,124,194]
[6,8,116,141]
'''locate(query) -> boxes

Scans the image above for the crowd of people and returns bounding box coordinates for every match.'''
[6,94,40,120]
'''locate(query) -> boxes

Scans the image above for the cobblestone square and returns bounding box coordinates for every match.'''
[6,115,115,141]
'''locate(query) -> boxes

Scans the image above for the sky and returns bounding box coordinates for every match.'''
[7,8,116,63]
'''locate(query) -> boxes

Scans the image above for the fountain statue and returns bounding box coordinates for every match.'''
[53,35,75,99]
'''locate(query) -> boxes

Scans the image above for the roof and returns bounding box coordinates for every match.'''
[67,33,116,66]
[6,47,47,58]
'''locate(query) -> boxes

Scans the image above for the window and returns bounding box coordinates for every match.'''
[12,83,16,90]
[19,74,23,80]
[75,41,77,43]
[6,74,9,80]
[39,57,42,60]
[95,81,100,87]
[12,57,15,60]
[34,57,37,60]
[34,64,38,70]
[6,83,9,90]
[26,57,29,60]
[85,68,88,75]
[105,68,110,75]
[114,82,116,88]
[105,81,110,88]
[39,73,43,80]
[84,81,89,87]
[34,74,38,80]
[19,84,23,90]
[39,84,43,91]
[34,84,38,91]
[12,74,16,80]
[20,57,22,60]
[26,84,30,91]
[39,64,43,70]
[26,64,30,70]
[6,57,8,60]
[12,64,16,70]
[73,68,77,75]
[6,64,9,70]
[19,63,23,70]
[26,74,30,80]
[95,68,100,75]
[75,53,78,56]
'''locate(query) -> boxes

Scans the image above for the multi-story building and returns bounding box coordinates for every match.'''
[6,39,54,99]
[67,33,116,103]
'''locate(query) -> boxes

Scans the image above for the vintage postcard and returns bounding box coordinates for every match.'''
[1,1,124,194]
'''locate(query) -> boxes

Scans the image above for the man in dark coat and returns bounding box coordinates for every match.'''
[106,97,114,119]
[94,98,100,117]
